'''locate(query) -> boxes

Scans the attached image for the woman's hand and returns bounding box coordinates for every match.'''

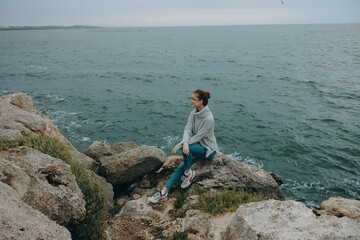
[171,147,177,155]
[182,142,190,155]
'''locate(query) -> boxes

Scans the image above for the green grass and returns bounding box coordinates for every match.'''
[174,189,189,209]
[196,188,265,215]
[170,231,188,240]
[166,183,264,218]
[0,135,109,240]
[173,209,187,219]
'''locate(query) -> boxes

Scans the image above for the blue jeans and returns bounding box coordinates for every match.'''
[164,145,216,190]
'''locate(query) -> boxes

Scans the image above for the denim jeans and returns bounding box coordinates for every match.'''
[164,145,216,190]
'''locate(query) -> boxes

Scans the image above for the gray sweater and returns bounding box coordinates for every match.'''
[175,105,219,157]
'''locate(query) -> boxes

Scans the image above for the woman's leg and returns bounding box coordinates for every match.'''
[164,161,186,191]
[164,145,208,191]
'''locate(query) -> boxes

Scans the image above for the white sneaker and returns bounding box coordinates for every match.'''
[180,173,186,181]
[149,192,168,203]
[181,170,195,189]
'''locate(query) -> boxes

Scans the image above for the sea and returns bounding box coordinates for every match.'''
[1,23,359,208]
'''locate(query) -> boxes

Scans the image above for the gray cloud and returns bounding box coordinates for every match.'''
[0,0,359,26]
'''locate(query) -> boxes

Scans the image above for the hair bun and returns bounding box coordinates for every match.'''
[193,89,211,106]
[205,91,210,99]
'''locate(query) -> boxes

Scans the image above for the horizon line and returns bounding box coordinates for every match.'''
[1,21,359,29]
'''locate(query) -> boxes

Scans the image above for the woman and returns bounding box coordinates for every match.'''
[149,89,219,203]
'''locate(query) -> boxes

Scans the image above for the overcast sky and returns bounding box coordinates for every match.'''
[1,0,359,27]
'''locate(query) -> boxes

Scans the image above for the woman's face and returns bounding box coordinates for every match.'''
[191,93,203,109]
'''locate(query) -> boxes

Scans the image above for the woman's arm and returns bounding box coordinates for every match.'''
[174,112,194,151]
[182,113,194,143]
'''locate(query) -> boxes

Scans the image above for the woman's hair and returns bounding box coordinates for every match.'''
[193,89,211,106]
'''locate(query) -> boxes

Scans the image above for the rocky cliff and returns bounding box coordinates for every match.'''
[0,93,359,240]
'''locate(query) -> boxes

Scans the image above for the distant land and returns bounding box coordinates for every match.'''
[0,25,102,31]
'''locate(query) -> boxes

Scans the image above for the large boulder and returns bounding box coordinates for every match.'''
[154,153,285,200]
[167,152,286,200]
[85,141,138,161]
[0,93,97,170]
[70,149,98,172]
[97,144,166,184]
[88,169,115,212]
[0,93,72,146]
[0,182,71,240]
[0,93,114,210]
[221,199,360,240]
[0,146,86,225]
[316,197,360,220]
[0,92,37,111]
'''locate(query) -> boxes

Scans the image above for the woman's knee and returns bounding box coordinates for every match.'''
[189,145,206,158]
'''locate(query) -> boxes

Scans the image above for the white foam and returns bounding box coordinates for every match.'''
[30,65,48,70]
[47,110,80,123]
[282,180,325,191]
[45,94,64,102]
[81,137,90,142]
[227,151,264,168]
[160,135,181,149]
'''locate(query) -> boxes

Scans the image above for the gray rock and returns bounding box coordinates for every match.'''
[0,92,37,111]
[221,199,360,240]
[316,197,360,220]
[99,145,166,184]
[119,195,163,219]
[269,171,283,186]
[193,152,286,200]
[111,141,138,154]
[0,94,72,147]
[88,169,115,212]
[0,128,22,140]
[85,141,138,161]
[155,155,183,174]
[0,146,86,225]
[0,93,98,170]
[70,149,99,172]
[0,182,71,240]
[85,141,113,160]
[183,209,209,236]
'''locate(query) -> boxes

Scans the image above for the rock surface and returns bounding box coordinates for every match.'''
[98,144,166,184]
[88,170,115,212]
[109,194,360,240]
[0,93,72,146]
[85,140,138,161]
[0,92,37,111]
[317,197,360,220]
[0,93,114,211]
[0,93,100,170]
[222,199,360,240]
[0,146,86,225]
[172,152,286,200]
[110,193,235,240]
[0,182,72,240]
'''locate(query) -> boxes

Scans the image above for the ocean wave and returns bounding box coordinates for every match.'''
[227,151,264,169]
[46,110,80,123]
[30,65,48,70]
[0,90,12,95]
[160,135,181,150]
[81,137,90,142]
[64,121,82,132]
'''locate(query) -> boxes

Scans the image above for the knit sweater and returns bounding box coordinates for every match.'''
[175,105,219,157]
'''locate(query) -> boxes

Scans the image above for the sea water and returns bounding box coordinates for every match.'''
[1,23,359,208]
